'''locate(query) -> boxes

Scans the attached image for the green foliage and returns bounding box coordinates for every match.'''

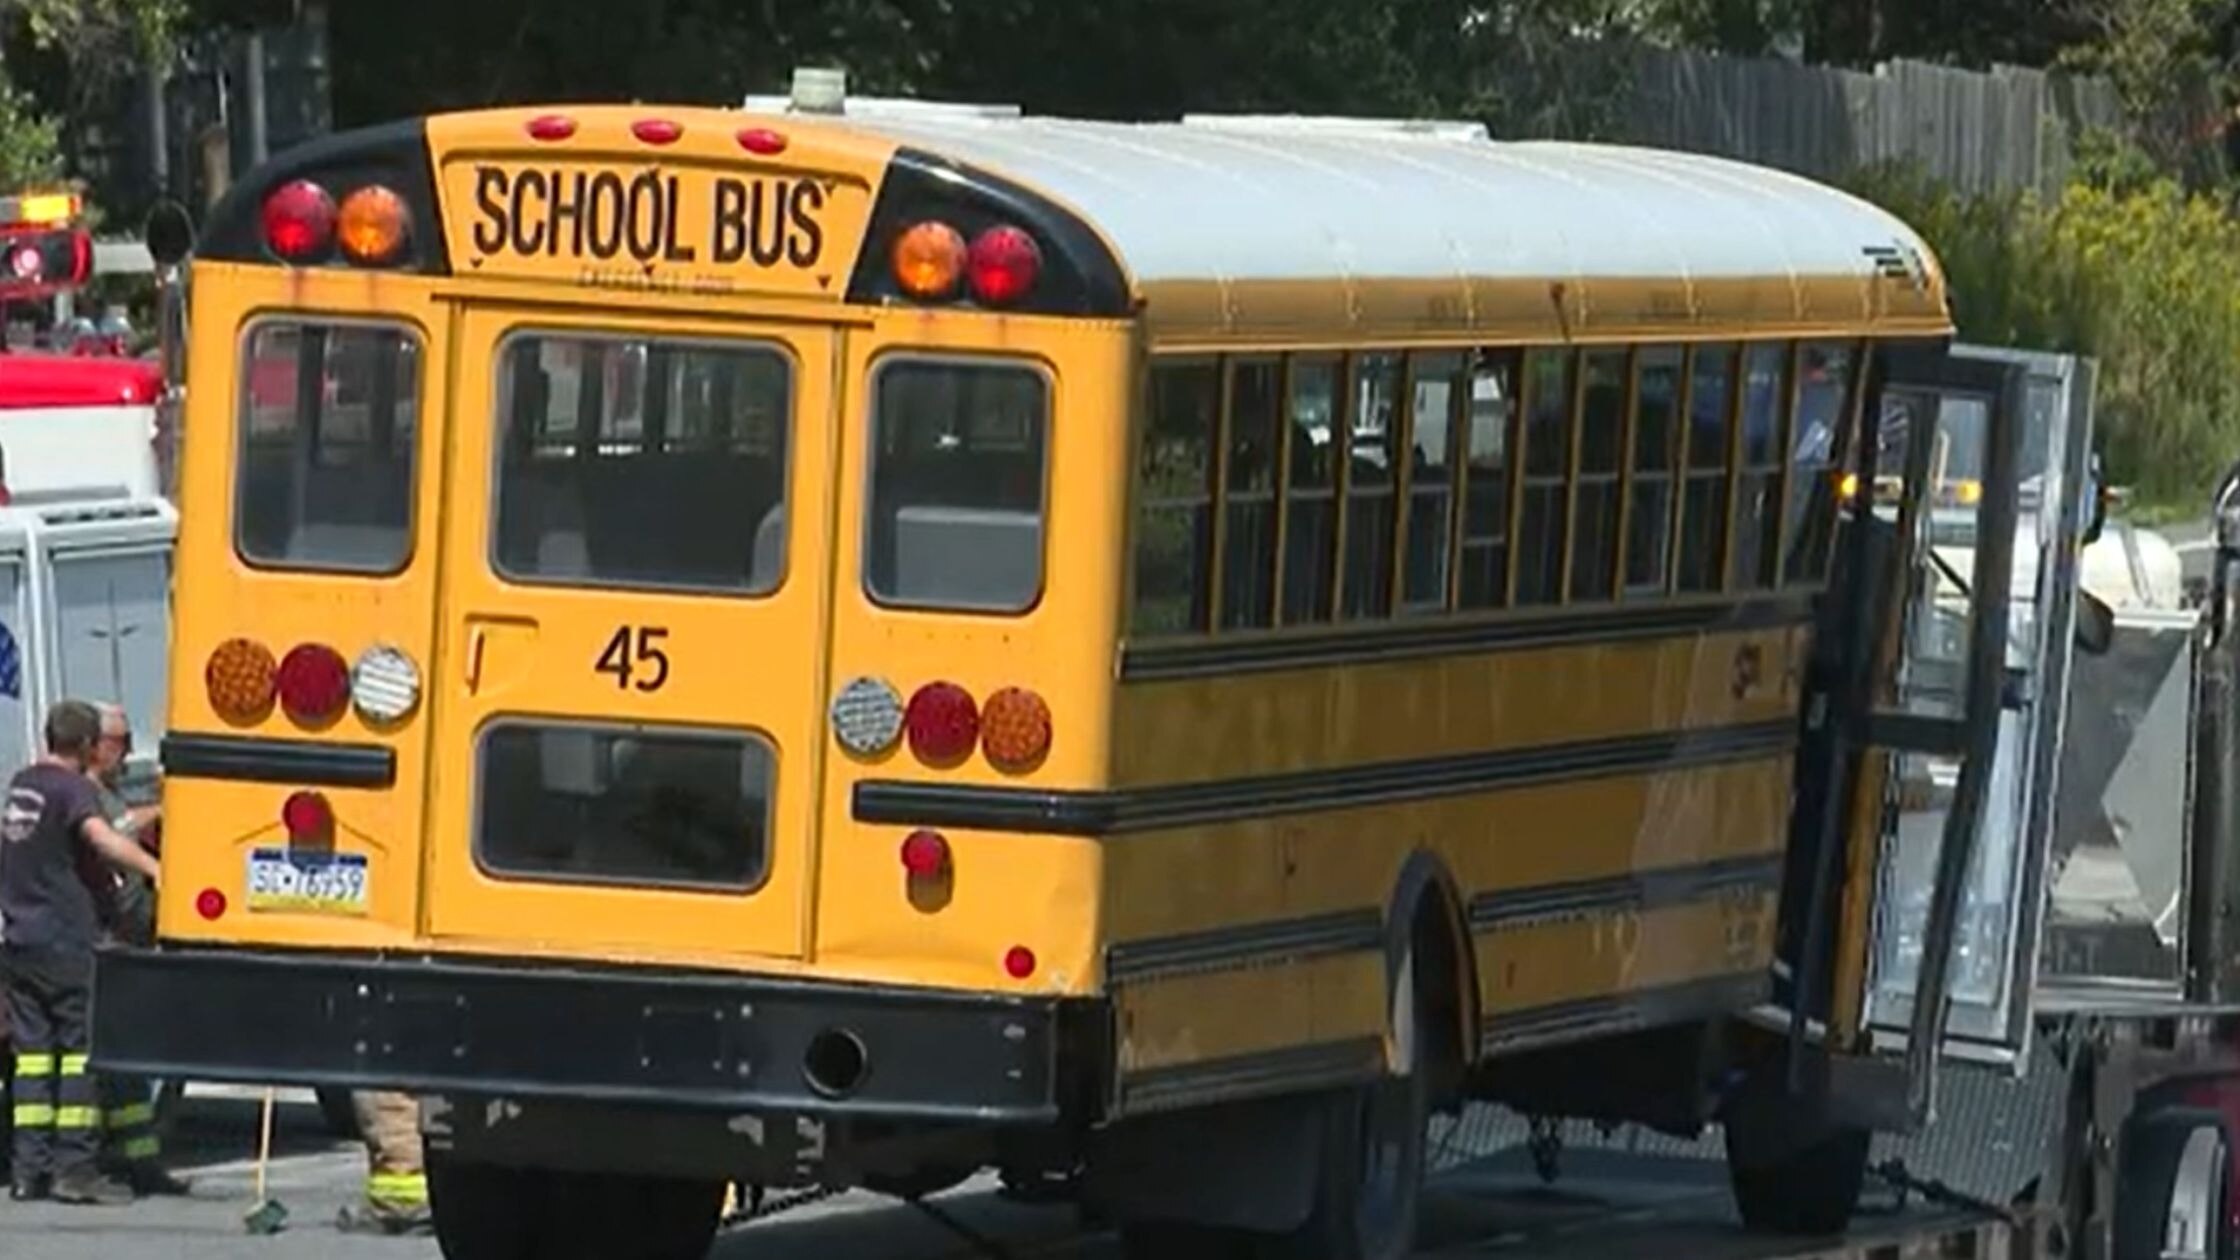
[1851,161,2240,510]
[0,82,60,188]
[0,0,180,191]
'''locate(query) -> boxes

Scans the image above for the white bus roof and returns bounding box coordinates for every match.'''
[755,99,1951,345]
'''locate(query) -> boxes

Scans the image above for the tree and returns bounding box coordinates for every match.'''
[0,0,179,189]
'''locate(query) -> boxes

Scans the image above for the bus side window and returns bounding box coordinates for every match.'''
[235,319,421,574]
[1569,348,1628,602]
[1132,361,1217,634]
[1220,359,1281,630]
[1625,347,1685,597]
[1783,341,1859,587]
[1282,357,1341,625]
[1400,351,1466,615]
[1456,351,1518,610]
[1677,344,1738,593]
[865,358,1052,614]
[1730,342,1794,590]
[1515,348,1574,607]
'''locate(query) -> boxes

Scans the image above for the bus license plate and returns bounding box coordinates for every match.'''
[245,848,369,916]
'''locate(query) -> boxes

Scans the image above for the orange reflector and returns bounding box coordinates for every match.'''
[891,221,966,300]
[1838,471,1860,502]
[336,185,411,265]
[981,686,1052,771]
[206,637,278,724]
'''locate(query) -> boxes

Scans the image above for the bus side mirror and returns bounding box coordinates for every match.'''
[2076,589,2115,656]
[145,200,194,267]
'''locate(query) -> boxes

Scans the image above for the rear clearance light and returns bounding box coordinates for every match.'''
[262,180,337,262]
[631,118,684,145]
[900,829,951,878]
[206,637,279,723]
[351,644,422,724]
[737,127,788,156]
[891,222,967,300]
[277,643,350,726]
[903,682,979,764]
[966,227,1042,307]
[831,676,905,756]
[981,687,1052,770]
[525,113,578,141]
[282,790,335,847]
[336,185,412,266]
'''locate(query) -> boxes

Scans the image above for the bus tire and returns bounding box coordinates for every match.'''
[2113,1106,2231,1260]
[1271,952,1432,1260]
[1724,1122,1870,1235]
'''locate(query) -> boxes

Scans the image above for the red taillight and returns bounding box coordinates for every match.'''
[282,790,334,845]
[262,179,336,262]
[631,118,683,145]
[195,888,227,920]
[525,113,578,141]
[904,682,980,764]
[1004,946,1037,979]
[900,829,951,878]
[276,643,350,725]
[966,226,1042,306]
[737,127,788,155]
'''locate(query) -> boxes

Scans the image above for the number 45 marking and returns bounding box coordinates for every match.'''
[595,626,670,692]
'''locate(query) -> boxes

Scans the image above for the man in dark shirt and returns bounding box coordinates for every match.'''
[2,699,161,1204]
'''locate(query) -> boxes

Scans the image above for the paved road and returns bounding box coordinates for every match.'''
[2,1091,1987,1260]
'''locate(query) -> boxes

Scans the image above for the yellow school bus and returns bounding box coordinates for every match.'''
[92,77,2026,1260]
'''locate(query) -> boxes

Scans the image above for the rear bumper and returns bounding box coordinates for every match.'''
[91,946,1104,1125]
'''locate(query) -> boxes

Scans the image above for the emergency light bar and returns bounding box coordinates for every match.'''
[0,226,93,298]
[0,191,82,229]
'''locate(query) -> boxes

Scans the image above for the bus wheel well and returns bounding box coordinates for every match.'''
[1388,851,1477,1106]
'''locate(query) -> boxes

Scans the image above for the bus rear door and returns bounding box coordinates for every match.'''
[421,308,837,962]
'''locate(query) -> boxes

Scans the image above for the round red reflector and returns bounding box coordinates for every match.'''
[277,643,351,725]
[525,113,578,141]
[631,118,683,145]
[904,682,980,764]
[1004,946,1037,980]
[737,127,789,155]
[262,179,336,262]
[900,829,951,878]
[282,790,334,841]
[966,226,1042,307]
[195,888,227,921]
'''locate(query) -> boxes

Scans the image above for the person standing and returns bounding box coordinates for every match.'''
[337,1091,431,1234]
[2,699,160,1204]
[84,703,184,1196]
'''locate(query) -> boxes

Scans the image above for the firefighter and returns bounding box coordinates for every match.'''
[336,1090,431,1235]
[3,699,160,1204]
[85,704,184,1196]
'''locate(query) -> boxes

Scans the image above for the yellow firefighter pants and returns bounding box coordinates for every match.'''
[351,1090,427,1220]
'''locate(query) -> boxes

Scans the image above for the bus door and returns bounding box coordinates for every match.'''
[421,308,837,961]
[1775,344,2031,1124]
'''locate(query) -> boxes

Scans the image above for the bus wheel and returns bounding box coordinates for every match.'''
[1271,967,1432,1260]
[2113,1106,2231,1260]
[1724,1121,1870,1235]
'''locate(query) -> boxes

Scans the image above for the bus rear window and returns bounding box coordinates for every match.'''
[865,359,1050,613]
[235,320,421,573]
[494,333,792,594]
